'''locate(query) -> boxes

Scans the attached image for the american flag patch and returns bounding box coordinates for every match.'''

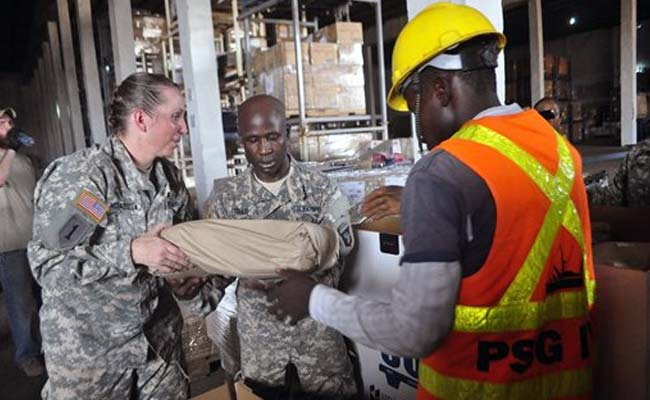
[74,190,109,223]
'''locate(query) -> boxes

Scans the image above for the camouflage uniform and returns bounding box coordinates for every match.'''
[589,139,650,207]
[27,135,201,399]
[204,161,357,397]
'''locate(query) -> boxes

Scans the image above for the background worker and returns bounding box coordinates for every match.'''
[255,4,596,399]
[28,73,219,399]
[534,97,563,133]
[202,95,357,399]
[0,107,44,377]
[587,138,650,207]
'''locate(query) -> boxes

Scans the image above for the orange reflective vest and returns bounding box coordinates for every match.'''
[418,110,595,400]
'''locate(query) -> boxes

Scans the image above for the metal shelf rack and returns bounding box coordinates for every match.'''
[237,0,389,161]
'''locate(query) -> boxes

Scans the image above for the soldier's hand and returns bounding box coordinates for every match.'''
[360,185,403,221]
[246,269,317,325]
[131,224,191,274]
[167,277,207,300]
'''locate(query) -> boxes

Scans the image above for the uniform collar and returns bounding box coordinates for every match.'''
[105,135,168,192]
[244,156,308,203]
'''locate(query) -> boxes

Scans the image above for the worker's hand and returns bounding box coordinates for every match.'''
[360,186,403,221]
[131,223,191,274]
[244,270,317,325]
[167,277,208,300]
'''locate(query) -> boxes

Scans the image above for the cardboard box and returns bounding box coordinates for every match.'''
[557,56,569,76]
[338,87,366,111]
[318,22,363,44]
[338,43,364,65]
[290,132,373,162]
[593,242,650,400]
[275,24,293,40]
[212,11,232,26]
[311,65,364,87]
[132,11,166,54]
[191,382,261,400]
[544,80,553,97]
[543,55,555,76]
[251,49,267,75]
[266,41,309,69]
[311,84,339,109]
[256,67,314,113]
[555,80,570,99]
[638,93,648,118]
[309,42,338,65]
[590,206,650,242]
[571,102,582,121]
[182,314,218,362]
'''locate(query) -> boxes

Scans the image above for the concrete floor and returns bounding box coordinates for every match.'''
[0,294,46,400]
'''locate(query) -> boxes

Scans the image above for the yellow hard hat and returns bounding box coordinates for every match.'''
[387,3,506,112]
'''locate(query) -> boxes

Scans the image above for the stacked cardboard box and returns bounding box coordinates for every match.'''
[252,22,366,116]
[181,310,220,379]
[132,10,166,55]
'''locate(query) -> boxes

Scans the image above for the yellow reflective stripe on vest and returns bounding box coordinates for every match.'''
[454,290,587,332]
[562,201,596,307]
[450,125,594,332]
[419,362,592,400]
[454,125,575,304]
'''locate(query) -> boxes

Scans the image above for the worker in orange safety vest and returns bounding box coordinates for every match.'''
[249,3,596,399]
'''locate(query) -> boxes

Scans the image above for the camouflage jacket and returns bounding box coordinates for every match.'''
[589,139,650,207]
[28,135,194,368]
[203,160,355,385]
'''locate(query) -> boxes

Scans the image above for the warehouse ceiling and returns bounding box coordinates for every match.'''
[505,0,650,47]
[0,0,649,78]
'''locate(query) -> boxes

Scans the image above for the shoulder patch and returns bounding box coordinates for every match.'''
[74,190,109,224]
[57,213,96,250]
[337,223,353,247]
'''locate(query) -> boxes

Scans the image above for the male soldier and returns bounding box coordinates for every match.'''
[588,139,650,207]
[0,107,44,376]
[28,73,219,399]
[258,4,595,399]
[203,95,356,399]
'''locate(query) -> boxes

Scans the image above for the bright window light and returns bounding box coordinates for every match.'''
[569,16,577,26]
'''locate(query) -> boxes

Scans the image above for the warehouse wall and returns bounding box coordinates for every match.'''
[507,18,650,98]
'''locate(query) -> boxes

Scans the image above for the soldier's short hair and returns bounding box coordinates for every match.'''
[109,72,180,134]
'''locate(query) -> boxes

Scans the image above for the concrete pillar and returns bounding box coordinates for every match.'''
[621,0,637,146]
[176,0,228,210]
[48,21,75,155]
[405,0,506,103]
[108,0,136,83]
[528,0,544,104]
[58,0,86,150]
[75,0,108,144]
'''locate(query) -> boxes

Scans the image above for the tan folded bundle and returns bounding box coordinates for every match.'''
[158,219,339,279]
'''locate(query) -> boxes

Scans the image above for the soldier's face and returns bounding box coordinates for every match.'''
[239,110,290,182]
[147,87,187,158]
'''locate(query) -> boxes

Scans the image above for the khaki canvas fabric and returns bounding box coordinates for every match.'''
[159,219,339,278]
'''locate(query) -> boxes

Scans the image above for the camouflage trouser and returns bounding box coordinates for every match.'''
[42,356,188,400]
[240,330,358,398]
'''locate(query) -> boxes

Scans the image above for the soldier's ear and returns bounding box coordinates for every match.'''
[132,109,150,133]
